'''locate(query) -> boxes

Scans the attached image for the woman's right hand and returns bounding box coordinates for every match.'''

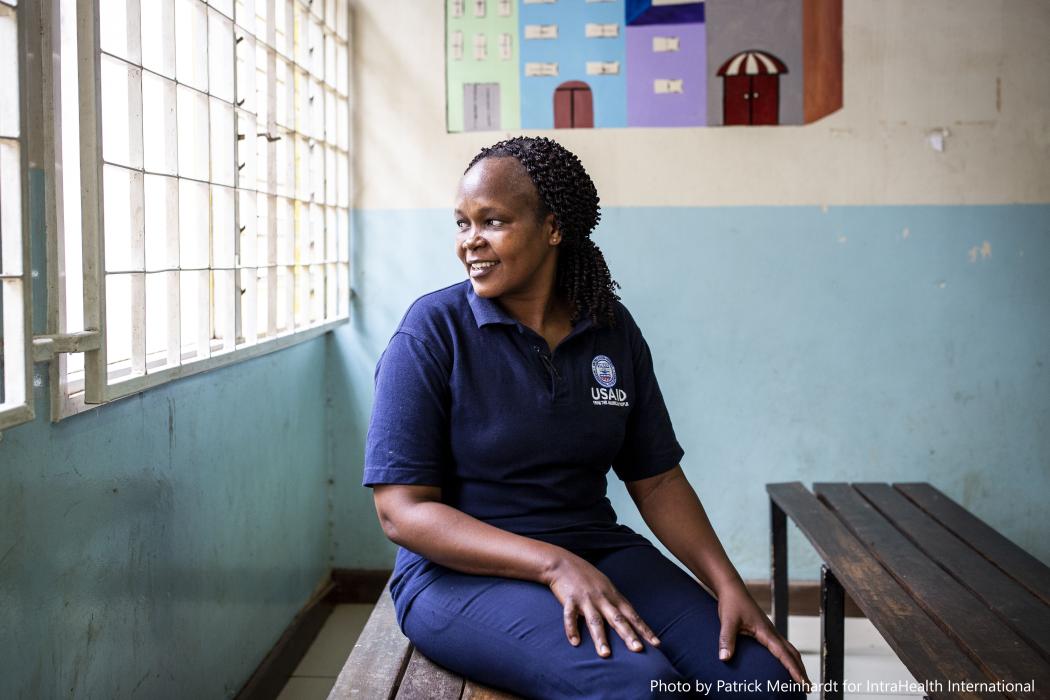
[544,552,662,658]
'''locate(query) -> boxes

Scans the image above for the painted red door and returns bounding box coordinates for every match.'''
[750,74,780,125]
[722,75,750,125]
[553,81,594,128]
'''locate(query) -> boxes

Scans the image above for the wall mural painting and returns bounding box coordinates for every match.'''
[446,0,842,132]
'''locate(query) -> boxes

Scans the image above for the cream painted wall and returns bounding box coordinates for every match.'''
[350,0,1050,208]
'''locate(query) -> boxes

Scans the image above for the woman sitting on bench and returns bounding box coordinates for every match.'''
[362,136,809,700]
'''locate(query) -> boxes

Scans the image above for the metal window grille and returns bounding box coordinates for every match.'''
[0,0,34,430]
[52,0,352,407]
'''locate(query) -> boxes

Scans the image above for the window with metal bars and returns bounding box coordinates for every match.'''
[36,0,352,418]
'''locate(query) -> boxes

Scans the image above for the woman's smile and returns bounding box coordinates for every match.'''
[468,260,500,277]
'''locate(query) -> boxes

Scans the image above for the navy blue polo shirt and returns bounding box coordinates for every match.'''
[362,279,685,627]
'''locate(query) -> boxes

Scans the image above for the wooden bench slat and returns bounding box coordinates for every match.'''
[894,483,1050,607]
[394,648,464,700]
[815,483,1050,696]
[460,681,523,700]
[329,587,412,700]
[767,482,1001,700]
[856,483,1050,659]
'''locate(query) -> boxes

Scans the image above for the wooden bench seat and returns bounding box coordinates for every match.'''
[767,481,1050,700]
[328,584,522,699]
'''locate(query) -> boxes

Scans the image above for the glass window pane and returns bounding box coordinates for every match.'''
[100,55,143,168]
[144,173,179,271]
[103,165,145,272]
[210,97,235,186]
[175,0,209,91]
[176,85,209,180]
[99,0,141,64]
[0,7,19,138]
[178,178,210,270]
[142,72,178,174]
[141,0,176,77]
[208,9,234,103]
[212,184,235,267]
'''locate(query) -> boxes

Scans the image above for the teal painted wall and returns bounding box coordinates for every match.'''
[0,171,334,698]
[330,205,1050,579]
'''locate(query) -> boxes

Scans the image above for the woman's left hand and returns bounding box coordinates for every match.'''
[716,583,812,691]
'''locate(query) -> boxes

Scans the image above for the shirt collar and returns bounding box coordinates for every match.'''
[466,282,519,328]
[465,281,594,336]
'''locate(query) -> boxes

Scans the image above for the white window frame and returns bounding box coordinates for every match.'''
[0,0,34,431]
[450,0,465,19]
[38,0,352,415]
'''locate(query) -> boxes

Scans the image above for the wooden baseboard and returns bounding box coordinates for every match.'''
[234,577,336,700]
[329,568,391,604]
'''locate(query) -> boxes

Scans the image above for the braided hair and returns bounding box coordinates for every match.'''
[466,136,621,328]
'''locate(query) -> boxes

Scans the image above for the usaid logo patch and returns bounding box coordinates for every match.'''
[591,355,617,388]
[591,355,629,408]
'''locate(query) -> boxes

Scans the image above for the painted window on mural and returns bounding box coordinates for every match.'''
[446,0,843,132]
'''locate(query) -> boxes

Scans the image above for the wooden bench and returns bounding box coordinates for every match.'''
[327,584,522,699]
[768,481,1050,700]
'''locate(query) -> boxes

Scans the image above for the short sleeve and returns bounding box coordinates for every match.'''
[362,331,450,488]
[611,309,685,482]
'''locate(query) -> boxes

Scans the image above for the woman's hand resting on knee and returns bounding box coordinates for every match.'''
[544,551,662,658]
[716,583,811,690]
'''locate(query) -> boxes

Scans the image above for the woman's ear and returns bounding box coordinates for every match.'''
[546,213,561,246]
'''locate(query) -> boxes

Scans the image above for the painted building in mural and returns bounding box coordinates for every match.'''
[625,0,707,127]
[446,0,521,132]
[518,0,626,129]
[444,0,841,132]
[705,0,842,126]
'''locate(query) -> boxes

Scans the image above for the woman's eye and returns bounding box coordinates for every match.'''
[487,219,504,227]
[455,220,469,230]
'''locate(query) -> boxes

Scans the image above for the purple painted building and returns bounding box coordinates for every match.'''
[626,2,707,127]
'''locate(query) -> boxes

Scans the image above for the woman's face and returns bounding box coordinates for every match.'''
[455,157,561,300]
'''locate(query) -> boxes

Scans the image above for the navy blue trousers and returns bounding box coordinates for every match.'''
[401,543,806,700]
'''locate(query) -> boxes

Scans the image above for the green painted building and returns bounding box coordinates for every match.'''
[447,0,521,132]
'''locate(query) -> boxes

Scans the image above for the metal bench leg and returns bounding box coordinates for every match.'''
[770,499,788,637]
[820,565,844,700]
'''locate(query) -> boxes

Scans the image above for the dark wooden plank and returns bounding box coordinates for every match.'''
[895,483,1050,607]
[460,681,522,700]
[815,483,1050,698]
[766,482,1001,700]
[857,483,1050,660]
[771,499,789,635]
[394,648,464,700]
[819,566,844,700]
[328,586,412,700]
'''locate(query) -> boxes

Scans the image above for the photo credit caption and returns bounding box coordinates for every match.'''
[650,679,1038,695]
